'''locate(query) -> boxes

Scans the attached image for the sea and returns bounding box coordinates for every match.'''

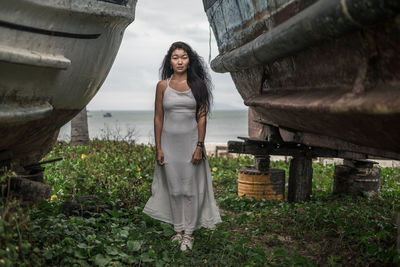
[58,109,248,145]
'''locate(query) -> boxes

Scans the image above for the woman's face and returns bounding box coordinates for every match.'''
[170,48,189,74]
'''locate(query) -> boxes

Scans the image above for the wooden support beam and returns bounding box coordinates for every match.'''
[228,139,339,158]
[288,156,313,202]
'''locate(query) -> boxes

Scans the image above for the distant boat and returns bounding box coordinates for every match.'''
[0,0,138,169]
[203,0,400,159]
[103,112,112,118]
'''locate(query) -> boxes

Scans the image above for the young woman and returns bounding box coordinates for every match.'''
[143,41,222,251]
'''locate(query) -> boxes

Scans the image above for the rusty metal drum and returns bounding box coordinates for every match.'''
[238,167,285,200]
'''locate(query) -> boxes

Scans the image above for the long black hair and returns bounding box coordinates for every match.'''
[160,41,213,121]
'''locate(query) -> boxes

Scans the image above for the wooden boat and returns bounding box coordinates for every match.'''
[203,0,400,160]
[0,0,137,169]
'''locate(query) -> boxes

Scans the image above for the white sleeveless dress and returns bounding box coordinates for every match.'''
[143,78,222,234]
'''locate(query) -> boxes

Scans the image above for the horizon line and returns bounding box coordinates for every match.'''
[87,108,248,112]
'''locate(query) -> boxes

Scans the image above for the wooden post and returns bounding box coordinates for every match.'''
[71,107,89,146]
[288,156,313,202]
[397,212,400,255]
[254,155,270,172]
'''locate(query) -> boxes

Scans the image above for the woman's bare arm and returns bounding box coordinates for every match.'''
[197,111,206,143]
[191,106,207,164]
[154,80,166,165]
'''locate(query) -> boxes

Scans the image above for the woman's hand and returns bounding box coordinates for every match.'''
[156,149,165,166]
[191,147,203,164]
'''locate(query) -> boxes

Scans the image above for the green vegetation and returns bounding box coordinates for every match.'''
[1,140,399,266]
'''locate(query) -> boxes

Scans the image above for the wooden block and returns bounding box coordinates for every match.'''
[8,176,51,203]
[397,212,400,255]
[333,164,380,195]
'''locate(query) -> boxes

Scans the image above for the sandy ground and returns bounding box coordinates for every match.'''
[205,143,400,168]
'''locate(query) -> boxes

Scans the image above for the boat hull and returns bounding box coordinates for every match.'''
[204,0,400,158]
[0,0,137,166]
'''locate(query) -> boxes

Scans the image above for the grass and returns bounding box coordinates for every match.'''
[0,140,399,266]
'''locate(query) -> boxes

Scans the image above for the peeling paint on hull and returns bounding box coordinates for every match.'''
[204,0,400,157]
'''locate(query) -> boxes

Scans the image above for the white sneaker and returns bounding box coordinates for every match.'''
[171,233,183,244]
[180,234,194,251]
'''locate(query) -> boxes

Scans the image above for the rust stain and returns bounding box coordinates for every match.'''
[237,0,317,48]
[273,1,299,27]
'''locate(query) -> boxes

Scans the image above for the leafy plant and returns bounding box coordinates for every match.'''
[0,141,399,266]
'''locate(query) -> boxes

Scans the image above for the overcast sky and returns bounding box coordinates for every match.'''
[87,0,245,111]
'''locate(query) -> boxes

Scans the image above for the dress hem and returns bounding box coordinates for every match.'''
[143,206,222,232]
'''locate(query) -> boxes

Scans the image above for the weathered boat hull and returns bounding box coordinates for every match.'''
[0,0,137,167]
[203,0,400,159]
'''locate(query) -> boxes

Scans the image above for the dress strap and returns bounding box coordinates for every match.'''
[167,75,172,87]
